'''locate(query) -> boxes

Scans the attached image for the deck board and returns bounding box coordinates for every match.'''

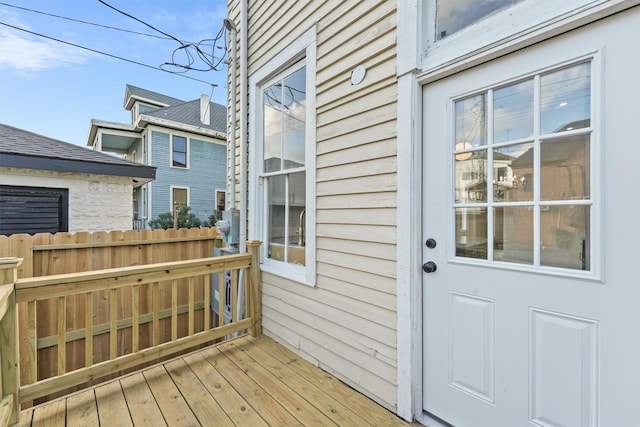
[17,335,416,426]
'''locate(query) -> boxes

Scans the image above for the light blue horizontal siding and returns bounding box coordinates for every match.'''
[150,130,226,224]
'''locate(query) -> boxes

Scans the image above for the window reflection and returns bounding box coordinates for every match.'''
[455,150,487,203]
[541,205,589,270]
[494,206,533,265]
[540,62,591,134]
[452,61,592,272]
[455,208,487,259]
[493,79,533,143]
[436,0,524,40]
[455,94,487,149]
[494,143,534,202]
[541,135,590,200]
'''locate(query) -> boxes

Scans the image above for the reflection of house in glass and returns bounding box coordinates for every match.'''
[455,120,590,270]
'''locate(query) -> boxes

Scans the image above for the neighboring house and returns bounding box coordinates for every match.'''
[87,85,227,229]
[226,1,640,426]
[0,123,155,235]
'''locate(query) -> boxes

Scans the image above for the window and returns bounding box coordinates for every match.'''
[436,0,524,40]
[262,64,307,266]
[172,135,187,168]
[453,61,593,272]
[249,26,316,286]
[421,0,623,72]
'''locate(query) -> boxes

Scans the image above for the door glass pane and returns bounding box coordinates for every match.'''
[283,67,306,169]
[455,94,487,149]
[493,142,534,202]
[493,79,533,143]
[455,208,487,259]
[540,62,591,134]
[436,0,524,40]
[540,205,589,270]
[267,175,286,261]
[456,150,488,203]
[263,82,283,173]
[540,134,590,201]
[494,206,533,264]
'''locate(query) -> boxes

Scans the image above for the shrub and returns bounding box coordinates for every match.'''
[149,206,202,229]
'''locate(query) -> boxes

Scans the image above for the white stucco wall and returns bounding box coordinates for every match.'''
[1,168,135,232]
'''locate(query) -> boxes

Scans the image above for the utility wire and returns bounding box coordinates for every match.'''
[0,21,216,86]
[97,0,228,73]
[97,0,182,44]
[0,2,170,41]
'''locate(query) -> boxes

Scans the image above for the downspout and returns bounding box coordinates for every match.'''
[239,0,248,254]
[223,18,237,213]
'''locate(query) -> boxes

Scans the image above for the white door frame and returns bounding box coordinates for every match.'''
[395,1,640,423]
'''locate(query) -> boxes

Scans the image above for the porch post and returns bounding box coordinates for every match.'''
[0,258,22,425]
[246,241,262,337]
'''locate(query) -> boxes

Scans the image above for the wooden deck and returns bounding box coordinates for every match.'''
[15,335,413,426]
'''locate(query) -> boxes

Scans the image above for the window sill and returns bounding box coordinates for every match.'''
[260,261,316,288]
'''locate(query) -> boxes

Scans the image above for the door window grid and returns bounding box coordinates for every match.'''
[453,61,592,271]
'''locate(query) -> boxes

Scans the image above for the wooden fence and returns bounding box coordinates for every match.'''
[0,228,223,398]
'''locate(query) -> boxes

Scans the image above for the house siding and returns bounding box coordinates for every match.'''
[150,129,227,223]
[237,0,399,409]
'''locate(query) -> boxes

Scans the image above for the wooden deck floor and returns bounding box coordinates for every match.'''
[16,335,414,426]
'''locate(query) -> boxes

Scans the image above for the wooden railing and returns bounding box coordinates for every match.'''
[0,241,261,424]
[0,258,21,426]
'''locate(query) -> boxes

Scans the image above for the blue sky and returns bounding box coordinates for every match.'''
[0,0,229,147]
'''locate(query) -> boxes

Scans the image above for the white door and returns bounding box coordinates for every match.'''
[422,10,640,427]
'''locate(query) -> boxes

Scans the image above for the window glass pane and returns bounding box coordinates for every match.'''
[540,205,589,270]
[288,171,306,265]
[540,62,591,134]
[436,0,524,40]
[493,79,533,143]
[540,134,590,201]
[172,136,187,167]
[267,175,286,261]
[494,206,533,264]
[455,94,487,149]
[263,81,283,173]
[455,150,487,203]
[283,68,306,169]
[493,142,534,202]
[455,207,487,259]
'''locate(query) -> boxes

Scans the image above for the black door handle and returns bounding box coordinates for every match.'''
[422,261,437,273]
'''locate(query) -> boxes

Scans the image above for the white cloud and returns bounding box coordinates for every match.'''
[0,10,89,72]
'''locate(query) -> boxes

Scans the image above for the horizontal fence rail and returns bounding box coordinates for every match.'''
[11,241,261,405]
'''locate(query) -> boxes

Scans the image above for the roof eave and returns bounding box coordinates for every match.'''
[137,114,226,140]
[0,153,156,181]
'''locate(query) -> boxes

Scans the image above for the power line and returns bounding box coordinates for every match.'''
[97,0,228,73]
[0,21,216,87]
[0,2,170,41]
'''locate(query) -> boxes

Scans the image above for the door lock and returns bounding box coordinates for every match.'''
[422,261,437,273]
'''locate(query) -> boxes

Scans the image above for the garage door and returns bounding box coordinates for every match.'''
[0,185,68,235]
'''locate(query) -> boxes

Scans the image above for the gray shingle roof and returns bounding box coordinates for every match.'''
[0,123,155,180]
[124,84,185,108]
[143,99,227,133]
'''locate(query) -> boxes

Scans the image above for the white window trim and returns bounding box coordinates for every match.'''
[415,0,638,82]
[170,134,189,169]
[170,185,190,214]
[248,25,317,287]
